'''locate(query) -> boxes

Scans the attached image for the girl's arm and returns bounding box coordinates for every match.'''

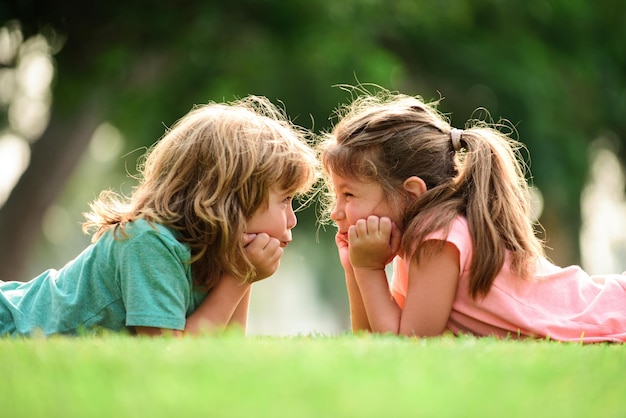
[345,271,371,332]
[336,232,371,331]
[349,216,459,336]
[398,241,459,337]
[352,267,399,334]
[348,216,401,334]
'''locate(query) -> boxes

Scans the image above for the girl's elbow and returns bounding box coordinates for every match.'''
[399,324,446,338]
[373,320,401,335]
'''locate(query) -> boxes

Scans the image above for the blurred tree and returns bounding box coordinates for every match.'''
[372,0,626,263]
[0,0,400,284]
[0,0,624,299]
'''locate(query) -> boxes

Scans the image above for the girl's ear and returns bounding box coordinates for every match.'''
[402,176,427,199]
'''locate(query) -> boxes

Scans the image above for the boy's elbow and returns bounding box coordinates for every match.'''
[134,326,185,337]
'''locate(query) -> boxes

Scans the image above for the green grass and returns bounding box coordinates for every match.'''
[1,332,624,418]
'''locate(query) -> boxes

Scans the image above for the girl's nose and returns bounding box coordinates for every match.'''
[330,204,343,222]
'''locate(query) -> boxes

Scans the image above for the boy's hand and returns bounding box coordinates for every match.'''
[348,216,400,270]
[243,233,283,281]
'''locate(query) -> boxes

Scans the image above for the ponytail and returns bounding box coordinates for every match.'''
[448,125,544,298]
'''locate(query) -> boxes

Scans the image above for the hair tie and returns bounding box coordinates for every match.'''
[450,128,463,151]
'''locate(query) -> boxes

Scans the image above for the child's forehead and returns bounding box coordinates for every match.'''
[268,185,289,194]
[269,184,300,197]
[330,171,377,189]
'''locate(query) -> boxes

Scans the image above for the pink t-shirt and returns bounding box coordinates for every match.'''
[391,216,626,343]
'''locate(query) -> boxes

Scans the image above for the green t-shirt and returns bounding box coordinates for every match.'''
[0,219,208,336]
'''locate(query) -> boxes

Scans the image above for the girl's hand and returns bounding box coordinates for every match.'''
[243,233,283,281]
[335,232,354,274]
[348,216,401,270]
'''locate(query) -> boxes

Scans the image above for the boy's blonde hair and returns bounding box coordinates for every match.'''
[320,89,544,299]
[84,96,318,289]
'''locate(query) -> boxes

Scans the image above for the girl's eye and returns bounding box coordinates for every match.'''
[343,192,354,198]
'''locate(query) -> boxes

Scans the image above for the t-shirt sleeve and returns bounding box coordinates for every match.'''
[390,257,408,308]
[424,217,473,274]
[117,228,191,331]
[390,217,473,307]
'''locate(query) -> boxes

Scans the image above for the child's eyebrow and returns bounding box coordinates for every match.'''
[333,181,353,191]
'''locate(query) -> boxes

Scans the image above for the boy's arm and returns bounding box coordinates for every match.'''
[228,287,251,329]
[183,273,251,335]
[135,233,280,337]
[135,273,250,337]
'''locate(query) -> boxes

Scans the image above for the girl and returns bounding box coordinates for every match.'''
[320,89,626,343]
[0,96,318,337]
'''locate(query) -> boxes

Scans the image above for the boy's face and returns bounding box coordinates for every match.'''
[246,188,297,247]
[329,171,403,241]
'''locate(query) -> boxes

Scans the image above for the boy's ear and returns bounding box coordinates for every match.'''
[402,176,427,199]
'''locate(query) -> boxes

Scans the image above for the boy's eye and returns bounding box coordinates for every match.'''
[284,196,293,203]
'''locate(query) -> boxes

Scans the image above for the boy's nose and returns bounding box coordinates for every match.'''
[287,207,297,229]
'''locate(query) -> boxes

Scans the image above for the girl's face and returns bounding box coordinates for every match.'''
[246,188,298,247]
[329,171,404,240]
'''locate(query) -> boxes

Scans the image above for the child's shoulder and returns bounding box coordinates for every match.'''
[449,216,469,235]
[111,219,183,248]
[124,218,168,235]
[427,215,470,241]
[448,215,472,247]
[423,216,472,263]
[101,219,190,264]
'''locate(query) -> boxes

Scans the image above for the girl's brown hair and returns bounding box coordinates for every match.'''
[83,96,318,290]
[320,89,544,299]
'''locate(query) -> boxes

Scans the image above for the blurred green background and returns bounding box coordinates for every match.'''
[1,0,624,335]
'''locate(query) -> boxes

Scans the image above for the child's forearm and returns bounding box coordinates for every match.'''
[345,272,372,332]
[184,274,251,335]
[227,287,251,330]
[134,277,250,337]
[353,267,401,335]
